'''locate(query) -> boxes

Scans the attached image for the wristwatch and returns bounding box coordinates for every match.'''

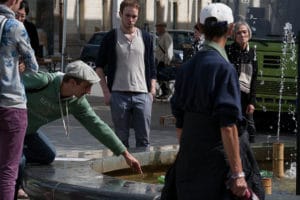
[231,171,245,179]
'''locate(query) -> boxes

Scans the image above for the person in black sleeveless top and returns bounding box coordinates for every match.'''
[168,3,249,200]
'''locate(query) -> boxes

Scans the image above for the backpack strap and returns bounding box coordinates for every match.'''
[158,43,166,54]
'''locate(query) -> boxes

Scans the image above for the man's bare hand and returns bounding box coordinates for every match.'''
[122,150,143,174]
[230,177,248,197]
[103,92,111,105]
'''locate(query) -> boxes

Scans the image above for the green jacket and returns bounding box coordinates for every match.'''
[23,72,126,156]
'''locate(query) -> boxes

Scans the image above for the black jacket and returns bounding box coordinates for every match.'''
[95,29,156,92]
[24,20,41,57]
[226,42,258,113]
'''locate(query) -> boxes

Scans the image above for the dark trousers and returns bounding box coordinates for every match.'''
[15,131,56,199]
[239,129,265,200]
[246,113,256,142]
[23,131,56,164]
[157,62,171,96]
[241,92,256,142]
[159,81,171,96]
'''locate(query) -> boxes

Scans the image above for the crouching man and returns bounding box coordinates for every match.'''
[16,60,142,197]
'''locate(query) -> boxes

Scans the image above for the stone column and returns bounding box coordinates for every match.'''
[103,0,112,30]
[156,0,165,24]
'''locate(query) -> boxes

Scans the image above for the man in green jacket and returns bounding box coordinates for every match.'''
[21,60,142,171]
[17,60,143,198]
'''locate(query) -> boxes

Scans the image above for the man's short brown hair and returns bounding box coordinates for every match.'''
[119,0,140,14]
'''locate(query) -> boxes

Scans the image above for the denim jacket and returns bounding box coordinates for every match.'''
[0,5,38,109]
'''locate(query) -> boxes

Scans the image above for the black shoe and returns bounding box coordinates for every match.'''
[156,94,165,99]
[156,94,170,99]
[161,94,171,99]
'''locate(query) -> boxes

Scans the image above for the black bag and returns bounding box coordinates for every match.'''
[160,160,177,200]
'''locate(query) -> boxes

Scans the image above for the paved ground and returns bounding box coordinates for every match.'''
[28,81,300,199]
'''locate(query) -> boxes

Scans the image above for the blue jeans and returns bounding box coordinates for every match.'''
[110,92,152,148]
[23,130,56,164]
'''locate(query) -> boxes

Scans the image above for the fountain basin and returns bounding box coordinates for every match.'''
[23,145,178,200]
[24,144,298,200]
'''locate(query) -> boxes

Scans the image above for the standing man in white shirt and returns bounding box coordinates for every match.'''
[95,0,156,149]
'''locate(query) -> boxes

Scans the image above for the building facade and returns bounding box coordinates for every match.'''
[25,0,213,58]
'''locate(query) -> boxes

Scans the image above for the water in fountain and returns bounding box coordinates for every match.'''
[277,22,297,140]
[285,162,297,179]
[278,22,298,185]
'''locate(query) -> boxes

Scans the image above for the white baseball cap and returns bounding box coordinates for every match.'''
[65,60,100,84]
[199,3,234,25]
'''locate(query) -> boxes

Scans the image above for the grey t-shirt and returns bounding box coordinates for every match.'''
[112,28,147,93]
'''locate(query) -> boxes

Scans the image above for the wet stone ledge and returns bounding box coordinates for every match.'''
[24,145,179,200]
[24,144,299,200]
